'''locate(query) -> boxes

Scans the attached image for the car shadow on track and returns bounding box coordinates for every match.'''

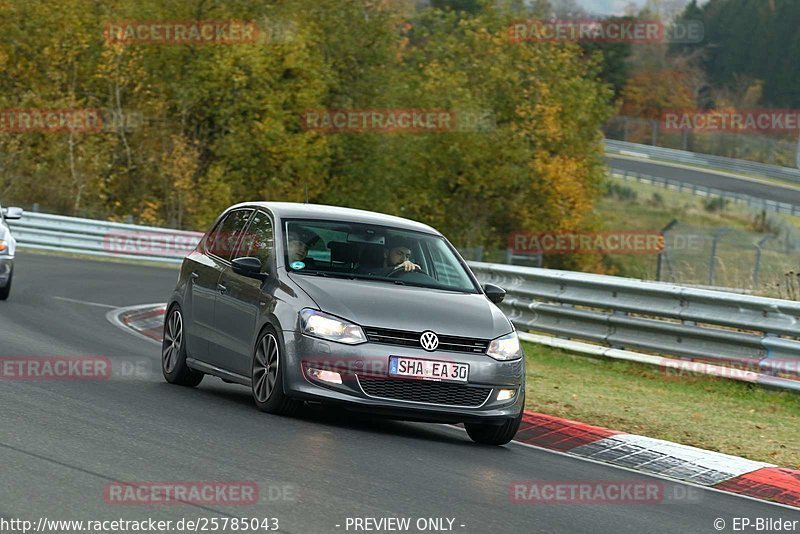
[175,377,492,448]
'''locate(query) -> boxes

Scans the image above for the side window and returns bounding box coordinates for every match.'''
[206,209,253,261]
[426,241,461,285]
[202,218,225,254]
[235,210,274,272]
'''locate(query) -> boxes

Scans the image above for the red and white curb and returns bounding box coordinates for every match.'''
[515,412,800,509]
[109,304,800,509]
[106,303,166,344]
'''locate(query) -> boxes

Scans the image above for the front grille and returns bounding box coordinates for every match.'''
[364,327,490,354]
[358,377,492,407]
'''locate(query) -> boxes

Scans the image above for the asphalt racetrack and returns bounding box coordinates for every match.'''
[606,155,800,206]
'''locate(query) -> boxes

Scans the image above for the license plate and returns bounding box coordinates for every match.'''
[388,356,469,383]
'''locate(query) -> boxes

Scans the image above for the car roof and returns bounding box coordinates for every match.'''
[229,202,441,235]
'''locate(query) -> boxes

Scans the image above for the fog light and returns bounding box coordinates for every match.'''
[497,388,516,401]
[307,367,342,384]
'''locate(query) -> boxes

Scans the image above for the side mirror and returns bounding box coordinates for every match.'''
[232,257,268,280]
[483,283,506,304]
[1,207,23,220]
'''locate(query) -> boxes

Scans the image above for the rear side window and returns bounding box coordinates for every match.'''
[204,209,253,261]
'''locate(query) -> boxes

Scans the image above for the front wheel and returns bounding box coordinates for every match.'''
[251,327,300,416]
[465,410,523,446]
[162,305,204,387]
[0,268,12,300]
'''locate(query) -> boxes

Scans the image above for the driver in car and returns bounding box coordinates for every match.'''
[384,238,421,273]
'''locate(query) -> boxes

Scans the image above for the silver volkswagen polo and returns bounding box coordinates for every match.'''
[164,202,525,445]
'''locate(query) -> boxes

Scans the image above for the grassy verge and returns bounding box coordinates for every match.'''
[595,178,800,294]
[522,341,800,468]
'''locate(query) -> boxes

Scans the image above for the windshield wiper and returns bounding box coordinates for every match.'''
[289,270,355,279]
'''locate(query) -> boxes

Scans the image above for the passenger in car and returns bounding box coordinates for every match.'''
[287,229,319,268]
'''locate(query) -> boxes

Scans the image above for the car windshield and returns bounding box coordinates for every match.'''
[283,219,479,293]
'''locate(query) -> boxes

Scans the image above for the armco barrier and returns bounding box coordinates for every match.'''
[8,212,800,389]
[8,212,202,263]
[468,262,800,384]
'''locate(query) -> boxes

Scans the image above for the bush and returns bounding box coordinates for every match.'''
[704,197,728,212]
[605,182,638,201]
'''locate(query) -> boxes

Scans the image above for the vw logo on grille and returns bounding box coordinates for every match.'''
[420,331,439,351]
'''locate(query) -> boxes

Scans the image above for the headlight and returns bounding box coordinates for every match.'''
[300,309,367,345]
[486,331,521,361]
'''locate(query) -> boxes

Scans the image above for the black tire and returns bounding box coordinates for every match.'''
[162,305,204,387]
[0,268,12,301]
[465,410,523,446]
[251,326,300,416]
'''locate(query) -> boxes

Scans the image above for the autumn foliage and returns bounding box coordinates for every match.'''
[0,0,614,264]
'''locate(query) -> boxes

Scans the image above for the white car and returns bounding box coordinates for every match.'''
[0,205,23,300]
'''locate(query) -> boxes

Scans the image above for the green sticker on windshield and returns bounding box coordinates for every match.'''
[290,261,305,270]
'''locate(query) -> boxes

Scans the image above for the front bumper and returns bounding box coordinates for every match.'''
[0,258,12,286]
[281,331,526,424]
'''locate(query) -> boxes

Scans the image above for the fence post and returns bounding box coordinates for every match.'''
[753,235,772,288]
[708,229,730,286]
[656,219,679,282]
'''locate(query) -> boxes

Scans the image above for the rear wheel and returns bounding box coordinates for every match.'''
[162,305,204,387]
[251,327,300,415]
[0,268,12,300]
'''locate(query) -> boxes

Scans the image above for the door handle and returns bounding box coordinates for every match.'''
[190,271,199,280]
[217,284,227,294]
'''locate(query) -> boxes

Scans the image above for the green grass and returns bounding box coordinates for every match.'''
[522,341,800,468]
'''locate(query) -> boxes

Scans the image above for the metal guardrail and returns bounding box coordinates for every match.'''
[468,262,800,382]
[605,139,800,184]
[9,211,800,387]
[8,212,202,264]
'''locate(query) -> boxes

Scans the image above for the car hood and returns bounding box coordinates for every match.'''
[290,274,511,339]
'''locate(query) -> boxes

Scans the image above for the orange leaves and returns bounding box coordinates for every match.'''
[621,69,695,119]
